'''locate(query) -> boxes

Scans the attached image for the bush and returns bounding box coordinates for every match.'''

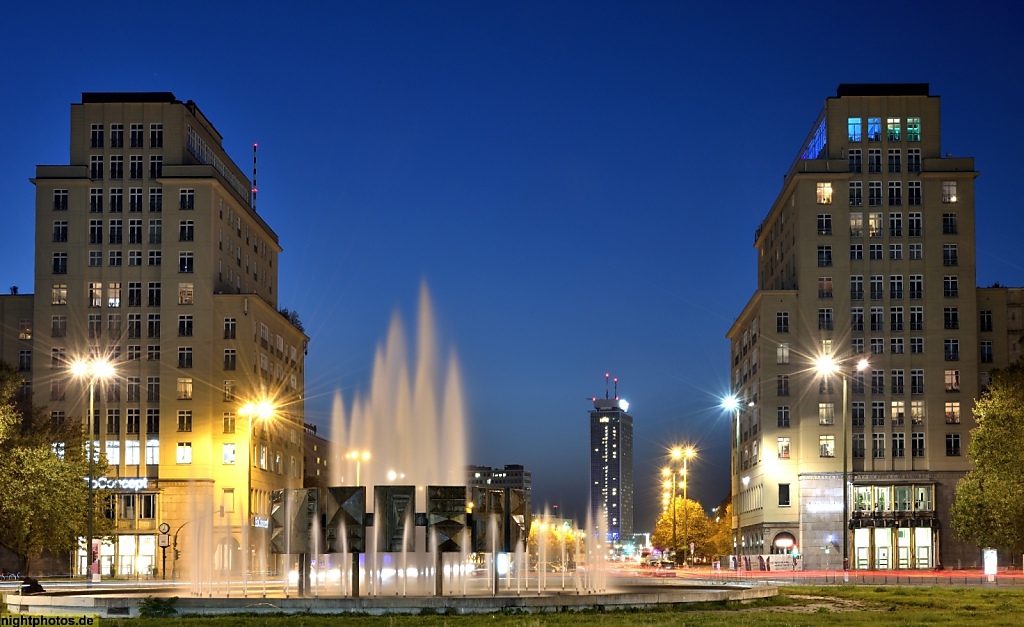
[138,596,178,618]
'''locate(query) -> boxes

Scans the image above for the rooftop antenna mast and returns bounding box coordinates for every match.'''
[614,377,618,400]
[605,373,610,399]
[252,143,258,211]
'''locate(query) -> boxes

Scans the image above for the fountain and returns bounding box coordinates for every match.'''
[3,284,777,617]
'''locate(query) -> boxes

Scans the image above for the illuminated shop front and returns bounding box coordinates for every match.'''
[76,477,160,577]
[850,483,935,569]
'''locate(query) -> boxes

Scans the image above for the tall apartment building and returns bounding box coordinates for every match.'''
[727,84,983,570]
[17,92,307,577]
[589,393,633,540]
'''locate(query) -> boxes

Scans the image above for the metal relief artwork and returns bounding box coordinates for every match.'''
[471,487,505,553]
[374,485,416,553]
[269,488,317,554]
[427,486,468,553]
[323,487,366,553]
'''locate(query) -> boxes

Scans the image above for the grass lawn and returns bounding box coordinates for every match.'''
[90,585,1024,626]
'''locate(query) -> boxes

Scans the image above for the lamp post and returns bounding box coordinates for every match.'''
[661,468,678,564]
[239,399,275,594]
[345,451,371,486]
[814,355,868,572]
[71,358,115,584]
[667,446,696,566]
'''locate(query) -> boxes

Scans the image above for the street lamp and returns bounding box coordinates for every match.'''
[666,446,696,566]
[239,398,275,593]
[71,357,115,584]
[661,467,679,563]
[345,450,371,486]
[814,355,868,572]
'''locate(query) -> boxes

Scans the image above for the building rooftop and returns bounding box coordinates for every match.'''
[835,83,930,98]
[82,92,179,104]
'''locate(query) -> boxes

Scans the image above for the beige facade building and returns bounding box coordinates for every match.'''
[11,92,307,578]
[727,84,988,570]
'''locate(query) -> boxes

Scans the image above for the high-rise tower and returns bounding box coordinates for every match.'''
[589,376,633,540]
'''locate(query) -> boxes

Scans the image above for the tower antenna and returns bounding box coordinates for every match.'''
[605,373,610,399]
[252,143,258,211]
[614,377,618,400]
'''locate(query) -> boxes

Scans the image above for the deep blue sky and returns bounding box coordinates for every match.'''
[2,1,1023,531]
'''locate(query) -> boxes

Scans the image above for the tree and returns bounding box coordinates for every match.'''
[651,498,711,563]
[707,502,734,558]
[0,362,109,575]
[279,308,305,333]
[950,361,1024,557]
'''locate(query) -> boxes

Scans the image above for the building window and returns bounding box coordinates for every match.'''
[945,401,961,424]
[848,117,862,142]
[179,252,194,273]
[911,369,925,394]
[943,244,958,267]
[908,147,921,172]
[778,483,791,507]
[818,403,835,426]
[223,412,236,434]
[944,369,961,393]
[150,188,163,212]
[223,443,236,465]
[148,251,162,266]
[110,156,123,180]
[909,276,923,300]
[868,117,881,141]
[851,402,865,427]
[176,442,192,464]
[150,155,163,179]
[850,244,863,260]
[88,282,102,307]
[51,315,66,337]
[147,409,160,434]
[891,369,905,394]
[817,214,832,235]
[146,439,160,465]
[148,282,161,307]
[818,276,833,298]
[943,275,958,297]
[912,433,925,457]
[887,117,901,141]
[224,349,237,370]
[150,123,164,147]
[851,306,864,331]
[179,220,195,241]
[889,243,903,260]
[946,433,961,456]
[892,433,905,458]
[870,305,883,330]
[147,313,161,338]
[849,148,862,172]
[178,282,194,305]
[872,432,885,459]
[53,189,69,211]
[177,377,193,400]
[177,410,193,432]
[888,181,902,206]
[981,341,993,363]
[944,307,960,330]
[177,347,193,369]
[908,181,921,205]
[942,181,957,203]
[868,212,883,238]
[777,406,790,428]
[223,379,236,402]
[178,315,193,337]
[868,148,882,173]
[907,117,921,142]
[52,252,68,274]
[888,149,901,173]
[777,375,790,396]
[816,182,833,204]
[890,276,903,300]
[852,433,865,459]
[147,377,160,402]
[849,211,863,236]
[776,312,789,333]
[52,220,68,242]
[909,243,922,260]
[944,338,960,361]
[90,123,104,148]
[819,435,835,458]
[818,308,833,330]
[130,156,143,180]
[180,189,195,210]
[891,337,904,354]
[125,440,140,466]
[817,245,832,267]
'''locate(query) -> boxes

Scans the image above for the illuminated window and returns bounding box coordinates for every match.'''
[816,182,833,204]
[907,117,921,141]
[887,117,901,141]
[176,442,192,464]
[819,435,835,457]
[867,118,881,141]
[223,443,236,465]
[177,377,193,400]
[942,181,957,203]
[818,403,835,426]
[945,402,961,424]
[848,117,862,142]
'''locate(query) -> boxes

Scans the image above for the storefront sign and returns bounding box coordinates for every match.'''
[253,516,270,529]
[88,477,149,491]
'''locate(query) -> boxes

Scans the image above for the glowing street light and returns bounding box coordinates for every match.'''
[239,397,277,593]
[814,354,868,572]
[665,445,696,565]
[71,357,116,584]
[345,450,371,487]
